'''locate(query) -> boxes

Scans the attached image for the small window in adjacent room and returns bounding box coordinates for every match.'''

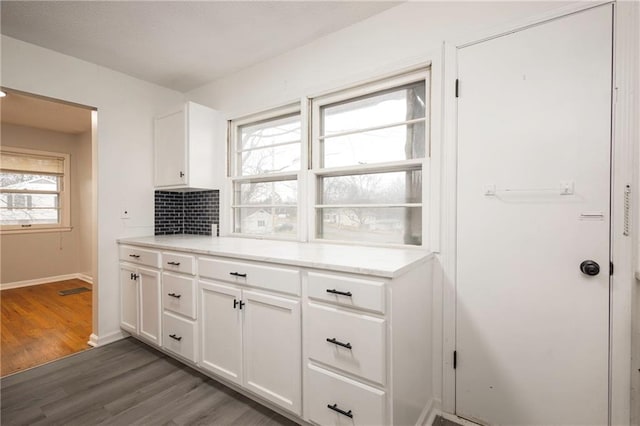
[0,147,71,233]
[312,69,429,246]
[229,106,301,238]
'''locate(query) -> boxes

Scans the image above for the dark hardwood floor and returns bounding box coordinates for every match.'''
[0,337,299,425]
[1,279,93,376]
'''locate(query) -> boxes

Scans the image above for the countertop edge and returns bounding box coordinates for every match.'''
[117,237,433,278]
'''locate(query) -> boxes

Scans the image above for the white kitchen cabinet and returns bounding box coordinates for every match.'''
[119,262,161,347]
[119,263,138,334]
[118,236,432,426]
[154,101,222,190]
[161,252,198,363]
[199,279,301,415]
[242,289,301,415]
[199,280,242,384]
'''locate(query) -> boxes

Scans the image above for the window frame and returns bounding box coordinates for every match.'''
[228,104,304,240]
[309,69,431,248]
[0,146,71,234]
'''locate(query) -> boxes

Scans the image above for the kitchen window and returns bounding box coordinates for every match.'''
[0,147,71,233]
[311,70,429,246]
[227,68,430,247]
[229,106,301,238]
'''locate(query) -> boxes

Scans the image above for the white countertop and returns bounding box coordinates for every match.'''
[118,235,432,278]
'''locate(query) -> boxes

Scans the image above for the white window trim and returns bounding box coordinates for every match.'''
[225,60,442,250]
[228,103,303,241]
[0,146,71,235]
[309,68,432,248]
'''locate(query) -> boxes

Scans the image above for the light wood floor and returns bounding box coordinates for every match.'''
[1,279,92,377]
[1,337,298,425]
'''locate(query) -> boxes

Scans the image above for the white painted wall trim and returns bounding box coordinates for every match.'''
[1,272,94,290]
[611,1,639,424]
[88,330,128,348]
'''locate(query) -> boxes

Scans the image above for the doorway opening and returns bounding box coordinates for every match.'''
[0,88,97,376]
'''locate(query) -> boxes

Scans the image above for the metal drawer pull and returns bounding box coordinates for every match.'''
[230,272,247,278]
[167,261,181,266]
[326,288,352,297]
[169,334,182,341]
[326,337,352,350]
[327,403,353,418]
[168,293,181,299]
[128,254,140,258]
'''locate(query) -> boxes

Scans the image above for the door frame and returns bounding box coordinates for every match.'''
[439,1,638,423]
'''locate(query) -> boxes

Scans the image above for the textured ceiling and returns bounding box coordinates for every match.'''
[1,1,401,92]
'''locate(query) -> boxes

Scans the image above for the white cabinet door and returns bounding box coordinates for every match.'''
[199,280,243,385]
[119,263,138,335]
[243,289,301,415]
[138,266,161,346]
[154,108,186,187]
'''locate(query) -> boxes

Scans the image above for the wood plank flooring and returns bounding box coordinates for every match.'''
[1,279,92,376]
[1,338,299,425]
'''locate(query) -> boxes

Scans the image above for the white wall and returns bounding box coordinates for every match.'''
[186,0,577,414]
[0,123,90,284]
[187,1,572,117]
[1,35,184,344]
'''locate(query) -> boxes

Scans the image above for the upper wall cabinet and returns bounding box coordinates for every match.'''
[154,102,223,190]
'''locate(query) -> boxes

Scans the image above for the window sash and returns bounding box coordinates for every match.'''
[0,148,70,232]
[310,69,430,247]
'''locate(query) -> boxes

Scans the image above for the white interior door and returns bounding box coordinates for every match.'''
[456,5,612,425]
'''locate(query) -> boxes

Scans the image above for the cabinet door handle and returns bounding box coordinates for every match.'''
[327,403,353,418]
[233,299,239,309]
[326,288,352,297]
[167,261,181,266]
[326,337,352,350]
[129,254,140,259]
[239,300,245,310]
[169,334,182,341]
[230,272,247,278]
[130,273,139,280]
[168,292,181,299]
[179,171,185,178]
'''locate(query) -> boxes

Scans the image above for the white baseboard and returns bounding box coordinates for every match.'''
[420,398,440,425]
[88,330,128,347]
[1,273,94,290]
[77,273,93,285]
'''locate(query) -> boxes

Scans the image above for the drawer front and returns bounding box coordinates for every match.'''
[162,252,196,275]
[306,363,385,426]
[163,312,197,363]
[307,272,385,314]
[198,257,300,296]
[119,245,161,268]
[306,302,386,385]
[162,273,196,319]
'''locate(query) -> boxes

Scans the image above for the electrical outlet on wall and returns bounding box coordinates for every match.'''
[121,209,130,219]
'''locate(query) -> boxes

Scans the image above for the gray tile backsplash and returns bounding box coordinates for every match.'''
[155,190,219,236]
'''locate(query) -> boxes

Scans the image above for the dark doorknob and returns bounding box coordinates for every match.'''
[580,260,600,276]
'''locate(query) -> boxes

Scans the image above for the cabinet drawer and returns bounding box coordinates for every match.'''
[306,363,385,426]
[119,246,161,268]
[198,257,300,296]
[162,252,196,275]
[163,312,197,363]
[162,273,196,319]
[307,272,385,314]
[306,302,386,385]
